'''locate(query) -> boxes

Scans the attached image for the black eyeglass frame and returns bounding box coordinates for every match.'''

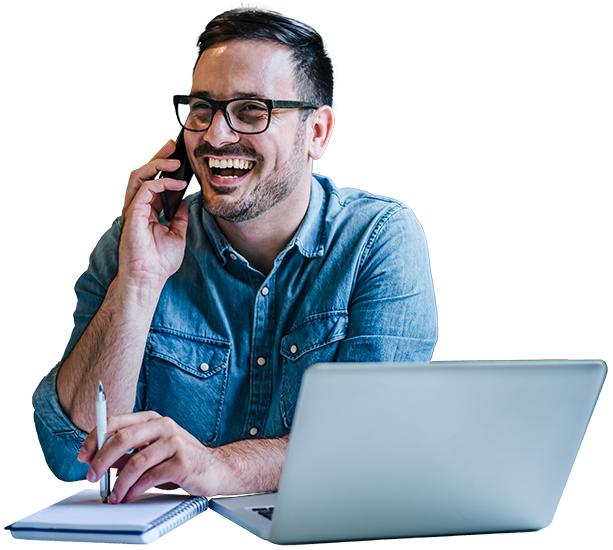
[173,95,318,135]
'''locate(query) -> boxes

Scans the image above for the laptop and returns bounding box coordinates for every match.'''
[210,360,607,544]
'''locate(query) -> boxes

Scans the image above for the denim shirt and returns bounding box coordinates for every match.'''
[33,174,438,481]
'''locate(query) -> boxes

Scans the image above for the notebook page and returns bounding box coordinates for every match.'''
[14,489,199,532]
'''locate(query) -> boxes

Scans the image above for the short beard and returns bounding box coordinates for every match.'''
[196,124,307,223]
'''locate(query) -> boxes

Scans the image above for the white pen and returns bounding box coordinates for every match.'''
[96,381,110,503]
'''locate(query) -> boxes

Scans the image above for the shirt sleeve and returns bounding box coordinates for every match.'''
[32,219,121,481]
[336,204,438,362]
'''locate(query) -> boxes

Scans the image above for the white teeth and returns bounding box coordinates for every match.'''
[208,158,255,170]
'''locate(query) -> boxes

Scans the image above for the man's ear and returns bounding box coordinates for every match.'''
[307,106,334,161]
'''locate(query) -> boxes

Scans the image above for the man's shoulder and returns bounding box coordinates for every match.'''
[315,174,414,225]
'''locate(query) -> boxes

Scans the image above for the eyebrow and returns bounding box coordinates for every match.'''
[190,90,268,100]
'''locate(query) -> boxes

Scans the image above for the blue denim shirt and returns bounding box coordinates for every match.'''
[33,174,437,481]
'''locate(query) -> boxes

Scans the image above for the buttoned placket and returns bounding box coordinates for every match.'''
[245,272,276,437]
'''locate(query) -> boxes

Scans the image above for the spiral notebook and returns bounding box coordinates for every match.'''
[6,489,208,544]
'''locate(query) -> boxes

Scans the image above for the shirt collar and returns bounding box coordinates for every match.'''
[199,205,233,266]
[198,174,328,265]
[291,175,327,258]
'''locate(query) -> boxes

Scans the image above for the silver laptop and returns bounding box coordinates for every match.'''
[210,360,607,544]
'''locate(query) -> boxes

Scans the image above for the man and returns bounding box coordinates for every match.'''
[33,8,437,503]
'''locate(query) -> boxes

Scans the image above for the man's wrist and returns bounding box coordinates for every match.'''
[206,437,289,496]
[111,269,167,313]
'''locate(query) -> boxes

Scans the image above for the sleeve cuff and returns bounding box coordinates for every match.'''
[32,363,89,481]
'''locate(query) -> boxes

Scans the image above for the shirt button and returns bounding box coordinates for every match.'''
[229,253,237,261]
[199,363,210,372]
[261,287,269,296]
[257,357,266,366]
[290,344,298,354]
[250,427,259,436]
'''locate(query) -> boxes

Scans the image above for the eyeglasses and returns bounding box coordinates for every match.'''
[173,95,317,135]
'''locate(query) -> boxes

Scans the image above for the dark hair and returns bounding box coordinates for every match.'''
[195,8,333,108]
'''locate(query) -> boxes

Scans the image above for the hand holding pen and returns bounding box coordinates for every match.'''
[95,381,110,503]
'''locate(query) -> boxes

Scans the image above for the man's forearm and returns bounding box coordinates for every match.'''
[210,435,289,496]
[57,274,163,432]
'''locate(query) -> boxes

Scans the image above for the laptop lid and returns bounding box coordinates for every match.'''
[263,360,606,544]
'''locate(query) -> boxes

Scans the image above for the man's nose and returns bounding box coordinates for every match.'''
[204,109,240,148]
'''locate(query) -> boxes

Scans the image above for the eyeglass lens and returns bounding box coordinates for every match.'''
[177,98,269,133]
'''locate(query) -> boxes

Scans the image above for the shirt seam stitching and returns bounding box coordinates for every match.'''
[358,203,405,272]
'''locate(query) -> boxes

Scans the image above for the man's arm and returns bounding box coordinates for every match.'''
[57,277,163,431]
[56,141,189,432]
[78,412,289,502]
[211,436,288,495]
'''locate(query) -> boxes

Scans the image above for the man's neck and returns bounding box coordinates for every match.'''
[215,180,312,276]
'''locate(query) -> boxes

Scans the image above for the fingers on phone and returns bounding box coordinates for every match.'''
[154,156,182,175]
[134,160,179,190]
[127,156,180,193]
[144,178,187,202]
[167,200,189,237]
[124,169,185,216]
[149,139,176,162]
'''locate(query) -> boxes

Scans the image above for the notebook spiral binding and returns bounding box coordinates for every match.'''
[148,496,208,536]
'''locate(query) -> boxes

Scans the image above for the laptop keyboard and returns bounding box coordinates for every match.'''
[252,506,275,520]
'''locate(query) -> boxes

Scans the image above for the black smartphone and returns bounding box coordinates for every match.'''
[159,130,194,221]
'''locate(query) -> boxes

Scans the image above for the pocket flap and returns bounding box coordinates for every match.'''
[147,329,230,379]
[280,311,348,361]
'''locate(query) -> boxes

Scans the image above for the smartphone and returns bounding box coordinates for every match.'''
[158,130,194,221]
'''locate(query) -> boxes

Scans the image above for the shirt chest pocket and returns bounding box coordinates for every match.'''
[144,329,231,445]
[279,311,348,429]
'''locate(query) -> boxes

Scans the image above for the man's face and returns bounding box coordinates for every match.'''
[185,39,310,223]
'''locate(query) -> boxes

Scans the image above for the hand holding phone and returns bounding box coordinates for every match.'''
[158,130,194,221]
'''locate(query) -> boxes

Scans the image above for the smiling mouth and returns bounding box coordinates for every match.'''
[207,157,255,179]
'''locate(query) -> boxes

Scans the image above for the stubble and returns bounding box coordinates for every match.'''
[194,125,307,223]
